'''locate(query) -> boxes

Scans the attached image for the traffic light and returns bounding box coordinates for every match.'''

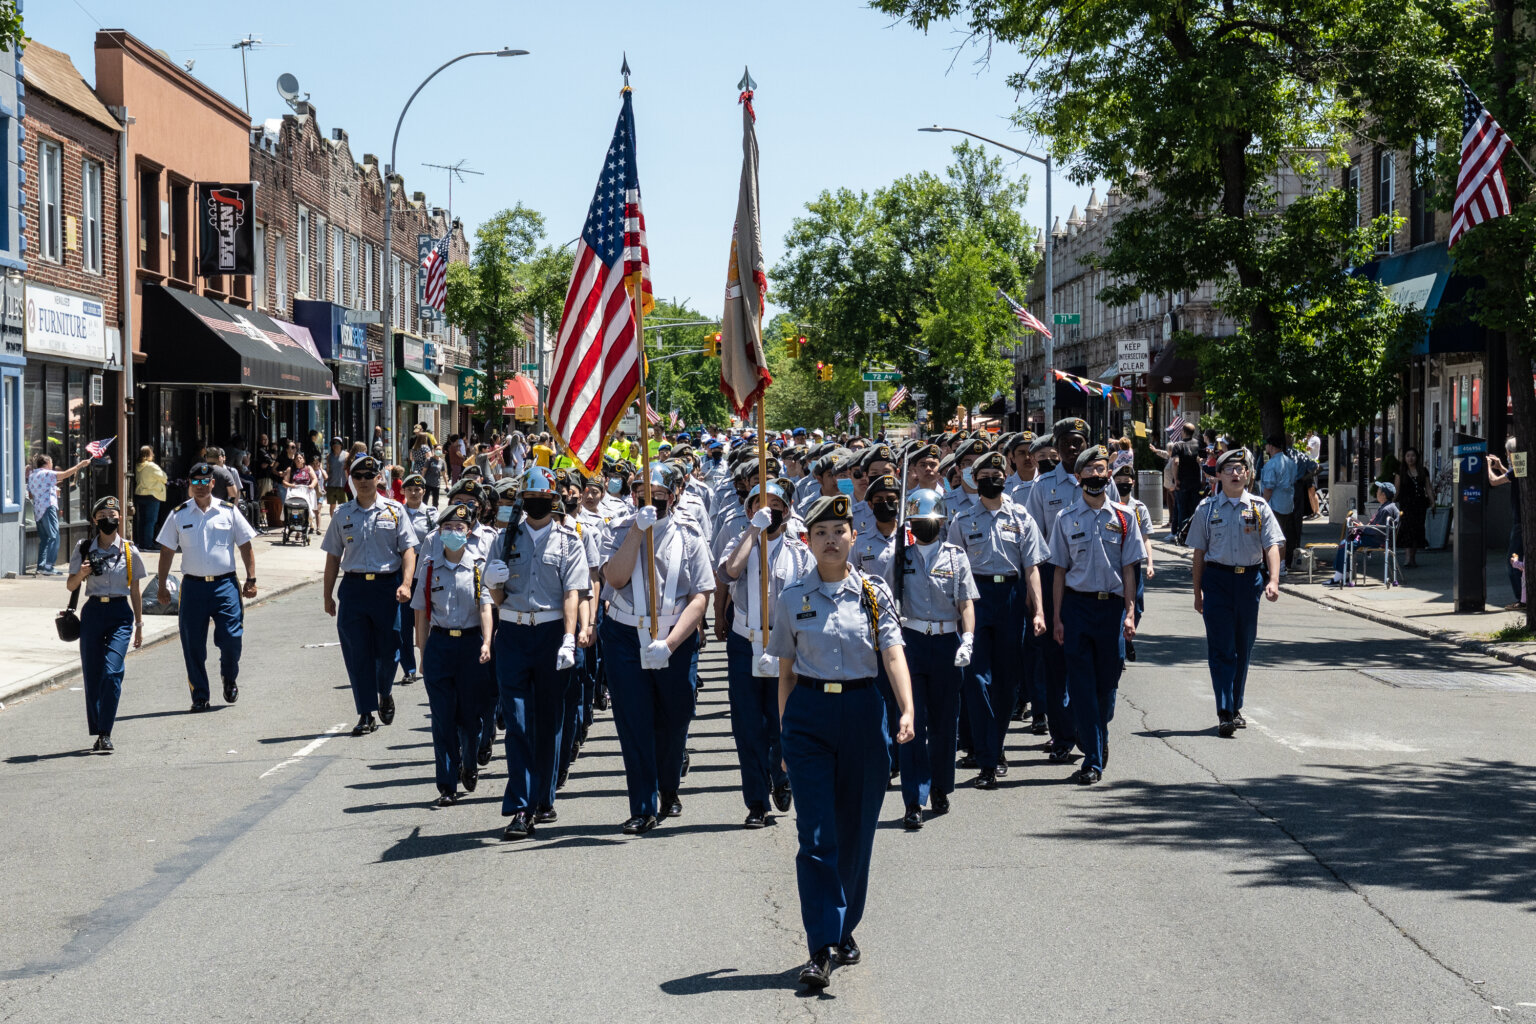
[706,332,722,358]
[798,334,807,347]
[785,336,799,358]
[818,362,834,382]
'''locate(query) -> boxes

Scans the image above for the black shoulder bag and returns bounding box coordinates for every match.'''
[55,539,93,642]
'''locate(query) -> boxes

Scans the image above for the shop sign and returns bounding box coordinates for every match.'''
[459,370,485,404]
[398,333,426,372]
[26,283,106,362]
[369,360,384,409]
[336,361,367,389]
[1,269,23,357]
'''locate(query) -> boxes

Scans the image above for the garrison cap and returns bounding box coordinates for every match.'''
[1216,448,1250,471]
[439,503,475,527]
[1053,417,1091,441]
[92,495,122,515]
[803,494,852,526]
[973,451,1008,475]
[1075,445,1110,474]
[864,473,900,499]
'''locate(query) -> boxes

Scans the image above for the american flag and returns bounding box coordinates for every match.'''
[421,236,450,313]
[644,400,661,425]
[848,402,861,423]
[997,287,1052,339]
[1165,414,1185,436]
[546,89,654,471]
[833,411,842,427]
[888,385,909,410]
[85,436,115,459]
[1450,78,1513,248]
[668,408,680,429]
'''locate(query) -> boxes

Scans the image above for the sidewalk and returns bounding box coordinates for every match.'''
[1151,514,1536,670]
[0,527,330,707]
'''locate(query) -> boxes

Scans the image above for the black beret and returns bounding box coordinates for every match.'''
[804,494,852,526]
[869,444,895,465]
[402,473,425,488]
[92,495,122,515]
[439,503,475,526]
[494,478,519,497]
[911,443,941,461]
[448,478,480,499]
[459,464,484,479]
[1075,445,1110,474]
[952,438,982,461]
[937,454,957,474]
[188,461,214,478]
[865,473,900,499]
[973,452,1008,474]
[1054,417,1091,440]
[1029,436,1057,455]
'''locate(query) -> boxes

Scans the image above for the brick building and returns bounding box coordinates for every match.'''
[0,20,25,576]
[17,39,122,564]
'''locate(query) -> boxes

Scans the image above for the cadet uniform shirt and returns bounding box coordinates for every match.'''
[416,522,498,579]
[70,536,143,599]
[564,516,602,595]
[498,521,590,613]
[850,524,899,582]
[599,494,631,519]
[1125,496,1153,546]
[403,504,438,546]
[948,497,1049,579]
[1024,467,1121,546]
[1006,475,1036,507]
[948,490,979,519]
[768,569,903,680]
[718,531,813,629]
[156,497,258,576]
[712,506,748,564]
[410,555,492,630]
[898,540,979,622]
[321,497,419,572]
[600,516,716,613]
[1047,498,1147,596]
[1186,491,1285,566]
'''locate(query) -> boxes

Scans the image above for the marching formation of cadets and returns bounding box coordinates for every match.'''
[66,416,1283,992]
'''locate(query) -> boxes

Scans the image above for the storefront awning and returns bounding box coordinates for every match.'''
[502,374,539,411]
[396,368,449,405]
[1357,242,1486,356]
[1148,343,1200,393]
[141,285,332,397]
[272,319,338,399]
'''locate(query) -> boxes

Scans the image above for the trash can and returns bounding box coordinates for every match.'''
[1137,470,1164,524]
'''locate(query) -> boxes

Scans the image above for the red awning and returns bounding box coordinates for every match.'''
[501,374,539,411]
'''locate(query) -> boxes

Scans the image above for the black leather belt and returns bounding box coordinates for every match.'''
[90,595,128,603]
[186,572,237,583]
[344,570,400,580]
[1067,588,1117,600]
[796,676,874,694]
[975,574,1019,584]
[1206,563,1263,574]
[431,625,482,637]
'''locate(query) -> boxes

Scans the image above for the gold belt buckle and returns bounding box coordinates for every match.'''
[825,682,843,694]
[1097,592,1110,600]
[1234,566,1246,574]
[99,596,111,603]
[204,575,215,582]
[992,575,1006,583]
[448,629,463,637]
[365,573,377,581]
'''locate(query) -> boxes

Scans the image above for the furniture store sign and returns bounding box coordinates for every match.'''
[26,283,106,362]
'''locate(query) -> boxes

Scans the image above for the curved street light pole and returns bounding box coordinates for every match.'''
[380,48,528,458]
[920,125,1054,431]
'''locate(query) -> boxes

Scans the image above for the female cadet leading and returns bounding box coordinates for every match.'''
[410,503,494,807]
[718,478,813,829]
[893,487,978,829]
[600,463,715,836]
[66,496,144,753]
[1186,447,1283,737]
[767,493,915,992]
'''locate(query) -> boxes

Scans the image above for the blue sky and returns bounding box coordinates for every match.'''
[31,0,1094,318]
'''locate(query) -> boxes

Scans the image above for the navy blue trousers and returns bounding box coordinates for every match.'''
[336,573,401,715]
[963,577,1021,769]
[899,628,961,807]
[1200,567,1263,715]
[496,619,572,815]
[398,606,417,676]
[422,630,492,792]
[179,575,243,702]
[1061,590,1125,774]
[1038,581,1075,754]
[560,645,590,775]
[781,681,890,955]
[79,597,133,736]
[600,617,698,819]
[725,630,789,812]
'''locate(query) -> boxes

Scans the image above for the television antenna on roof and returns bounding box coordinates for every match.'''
[231,34,288,117]
[422,159,483,228]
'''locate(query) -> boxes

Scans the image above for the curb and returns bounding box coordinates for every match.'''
[0,578,318,711]
[1149,538,1536,672]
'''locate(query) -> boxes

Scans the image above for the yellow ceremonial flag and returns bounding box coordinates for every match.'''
[1133,421,1148,438]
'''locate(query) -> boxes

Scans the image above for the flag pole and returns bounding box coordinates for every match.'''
[757,396,770,645]
[623,58,659,641]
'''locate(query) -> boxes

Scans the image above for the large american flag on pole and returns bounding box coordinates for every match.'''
[997,287,1052,339]
[421,236,450,313]
[1450,77,1513,248]
[547,88,654,471]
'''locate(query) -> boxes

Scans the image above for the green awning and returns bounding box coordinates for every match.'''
[395,368,448,405]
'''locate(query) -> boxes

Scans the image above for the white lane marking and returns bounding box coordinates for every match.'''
[1246,714,1422,754]
[260,724,346,779]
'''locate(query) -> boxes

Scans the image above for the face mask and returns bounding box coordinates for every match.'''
[650,498,670,518]
[837,478,855,496]
[977,478,1006,499]
[562,496,580,514]
[871,502,898,524]
[767,508,786,532]
[962,468,976,490]
[441,530,469,551]
[1115,478,1135,496]
[910,520,942,545]
[607,478,623,495]
[496,506,514,523]
[523,497,554,519]
[97,518,119,535]
[1036,458,1060,474]
[1082,479,1108,496]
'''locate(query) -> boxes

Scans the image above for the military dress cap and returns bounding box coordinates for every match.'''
[747,479,795,507]
[865,473,900,499]
[803,494,852,526]
[1075,445,1110,474]
[973,451,1008,474]
[402,473,425,488]
[904,487,948,521]
[350,455,382,475]
[1053,417,1091,440]
[1029,435,1057,454]
[439,503,475,527]
[188,461,215,479]
[1216,448,1250,471]
[92,495,122,515]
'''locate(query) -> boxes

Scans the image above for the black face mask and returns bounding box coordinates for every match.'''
[911,520,942,544]
[871,502,898,524]
[767,508,786,532]
[522,497,554,519]
[977,478,1006,499]
[651,498,670,518]
[97,518,119,535]
[562,496,580,514]
[1082,479,1108,496]
[1035,458,1060,474]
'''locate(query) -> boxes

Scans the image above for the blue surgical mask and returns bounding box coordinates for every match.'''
[607,478,623,495]
[496,506,513,523]
[962,467,976,490]
[441,530,469,551]
[837,478,854,496]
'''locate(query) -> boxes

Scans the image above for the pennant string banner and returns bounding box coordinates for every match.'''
[1054,369,1131,402]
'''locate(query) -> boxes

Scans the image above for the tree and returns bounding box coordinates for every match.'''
[873,0,1466,439]
[645,299,731,431]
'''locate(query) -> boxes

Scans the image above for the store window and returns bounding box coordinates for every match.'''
[24,363,95,523]
[169,177,192,282]
[1376,151,1396,254]
[316,215,329,301]
[138,164,161,272]
[275,233,288,314]
[1,369,19,513]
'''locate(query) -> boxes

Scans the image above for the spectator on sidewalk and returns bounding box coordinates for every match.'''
[423,447,446,506]
[1326,483,1399,586]
[325,438,349,519]
[134,446,168,551]
[1261,435,1299,573]
[27,454,91,575]
[1394,447,1431,568]
[1487,438,1522,610]
[1168,423,1204,539]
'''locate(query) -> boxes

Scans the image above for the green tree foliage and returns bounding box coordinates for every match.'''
[873,0,1466,439]
[645,299,730,431]
[772,143,1037,425]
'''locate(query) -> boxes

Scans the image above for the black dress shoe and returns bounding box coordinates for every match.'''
[1232,710,1247,729]
[434,789,457,808]
[974,769,998,790]
[534,807,557,824]
[1217,715,1236,738]
[661,792,682,818]
[91,736,103,752]
[1074,767,1103,785]
[98,735,113,753]
[902,804,924,830]
[931,791,950,815]
[223,678,239,703]
[995,756,1009,778]
[477,736,494,766]
[743,809,767,829]
[378,694,396,726]
[1047,747,1076,764]
[495,710,506,731]
[556,766,570,791]
[798,948,835,990]
[189,700,211,713]
[501,814,531,841]
[680,752,691,778]
[1030,719,1049,735]
[594,688,609,711]
[771,781,793,813]
[1125,639,1136,662]
[958,752,978,769]
[621,814,658,835]
[351,714,377,736]
[836,934,861,966]
[460,762,479,793]
[398,672,418,686]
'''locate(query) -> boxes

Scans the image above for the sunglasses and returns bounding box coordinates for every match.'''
[351,471,378,481]
[189,477,213,486]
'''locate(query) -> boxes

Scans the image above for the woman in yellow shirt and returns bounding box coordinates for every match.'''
[133,446,168,550]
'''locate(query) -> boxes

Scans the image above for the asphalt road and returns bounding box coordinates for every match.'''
[1,559,1531,1023]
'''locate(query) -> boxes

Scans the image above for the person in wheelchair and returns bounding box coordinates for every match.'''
[1326,482,1398,587]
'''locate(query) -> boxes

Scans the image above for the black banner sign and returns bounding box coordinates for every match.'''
[197,182,255,276]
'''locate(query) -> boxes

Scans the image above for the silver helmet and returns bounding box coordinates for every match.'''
[904,487,947,522]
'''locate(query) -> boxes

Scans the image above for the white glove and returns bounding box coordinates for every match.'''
[555,633,577,671]
[633,505,658,531]
[750,508,774,530]
[643,638,672,669]
[482,559,511,586]
[954,631,975,668]
[754,652,780,677]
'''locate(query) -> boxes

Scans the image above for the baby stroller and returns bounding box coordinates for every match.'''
[282,496,312,545]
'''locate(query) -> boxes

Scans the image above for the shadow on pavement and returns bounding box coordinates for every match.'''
[659,966,805,994]
[1038,757,1536,908]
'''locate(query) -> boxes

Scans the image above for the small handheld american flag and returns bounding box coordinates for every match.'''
[421,236,450,314]
[1165,414,1185,436]
[85,436,116,459]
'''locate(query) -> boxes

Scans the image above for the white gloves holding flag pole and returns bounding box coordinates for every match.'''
[483,559,511,586]
[556,633,577,671]
[750,508,773,531]
[954,631,975,668]
[634,505,658,532]
[642,637,672,670]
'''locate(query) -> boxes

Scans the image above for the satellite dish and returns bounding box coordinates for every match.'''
[276,73,308,112]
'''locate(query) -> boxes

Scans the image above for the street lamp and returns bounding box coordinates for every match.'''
[380,48,528,457]
[919,124,1054,430]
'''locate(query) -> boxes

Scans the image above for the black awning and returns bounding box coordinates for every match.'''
[141,285,332,397]
[1148,342,1200,393]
